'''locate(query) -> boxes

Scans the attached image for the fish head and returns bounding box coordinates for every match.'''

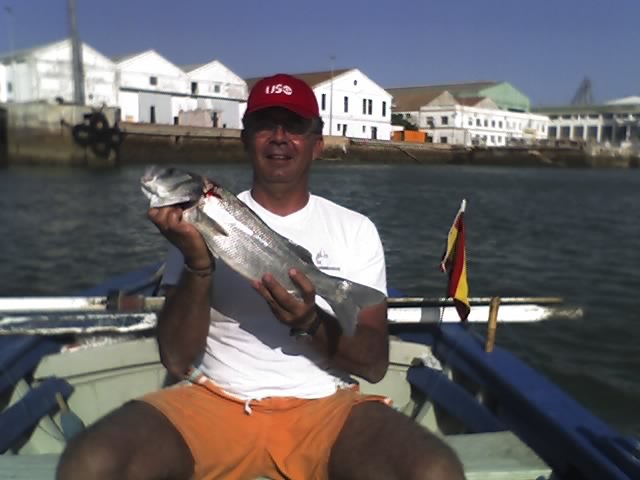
[140,165,206,208]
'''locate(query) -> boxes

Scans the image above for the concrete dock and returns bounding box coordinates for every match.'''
[1,103,637,168]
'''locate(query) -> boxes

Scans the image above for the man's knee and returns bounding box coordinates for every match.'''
[410,444,466,480]
[56,432,124,480]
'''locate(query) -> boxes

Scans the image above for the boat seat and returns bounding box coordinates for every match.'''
[445,431,552,480]
[0,377,74,454]
[0,432,552,480]
[407,365,505,434]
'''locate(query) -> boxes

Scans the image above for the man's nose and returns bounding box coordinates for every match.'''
[269,124,288,143]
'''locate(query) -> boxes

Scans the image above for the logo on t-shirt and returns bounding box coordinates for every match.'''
[315,249,340,271]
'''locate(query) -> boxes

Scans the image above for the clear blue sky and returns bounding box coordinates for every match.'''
[1,0,636,106]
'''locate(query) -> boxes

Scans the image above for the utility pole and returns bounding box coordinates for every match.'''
[329,55,335,136]
[4,5,15,101]
[68,0,85,105]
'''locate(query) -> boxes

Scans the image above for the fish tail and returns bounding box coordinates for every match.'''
[324,280,386,337]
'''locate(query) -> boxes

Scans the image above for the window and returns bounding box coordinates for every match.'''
[149,76,158,86]
[321,94,326,110]
[468,118,473,126]
[441,116,449,125]
[7,82,12,93]
[382,101,387,117]
[484,119,488,127]
[191,82,198,95]
[499,121,503,128]
[362,125,366,133]
[362,99,367,114]
[440,136,448,144]
[213,84,220,93]
[344,96,349,113]
[491,120,495,128]
[490,135,495,143]
[476,118,481,126]
[368,99,372,115]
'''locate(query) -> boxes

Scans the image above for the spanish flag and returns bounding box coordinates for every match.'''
[440,199,470,322]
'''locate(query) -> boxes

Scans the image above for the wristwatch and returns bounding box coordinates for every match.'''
[290,312,323,339]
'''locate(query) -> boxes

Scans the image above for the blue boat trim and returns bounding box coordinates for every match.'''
[407,365,506,433]
[399,327,640,480]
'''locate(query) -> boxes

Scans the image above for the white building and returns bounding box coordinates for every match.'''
[0,39,117,107]
[388,83,549,146]
[114,50,190,124]
[180,61,248,129]
[0,64,6,103]
[532,97,640,146]
[247,68,393,140]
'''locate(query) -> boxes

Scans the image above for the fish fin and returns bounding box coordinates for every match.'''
[283,238,314,264]
[324,280,387,337]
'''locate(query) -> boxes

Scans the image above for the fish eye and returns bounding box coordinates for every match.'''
[166,167,176,175]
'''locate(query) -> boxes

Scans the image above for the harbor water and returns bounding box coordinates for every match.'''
[1,162,639,436]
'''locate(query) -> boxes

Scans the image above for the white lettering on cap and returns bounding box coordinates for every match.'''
[265,84,293,95]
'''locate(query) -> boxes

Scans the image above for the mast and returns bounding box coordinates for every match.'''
[68,0,85,105]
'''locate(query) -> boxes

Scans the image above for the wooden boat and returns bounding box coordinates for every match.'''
[0,262,637,480]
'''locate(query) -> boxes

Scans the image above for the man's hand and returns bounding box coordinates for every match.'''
[252,269,317,329]
[148,207,212,270]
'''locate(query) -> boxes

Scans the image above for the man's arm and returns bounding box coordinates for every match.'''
[147,207,214,379]
[156,254,212,378]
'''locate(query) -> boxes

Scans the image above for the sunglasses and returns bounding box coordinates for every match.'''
[245,113,318,137]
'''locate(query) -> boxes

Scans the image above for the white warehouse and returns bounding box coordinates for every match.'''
[114,50,190,125]
[180,61,248,129]
[247,68,393,140]
[0,39,117,107]
[0,64,6,103]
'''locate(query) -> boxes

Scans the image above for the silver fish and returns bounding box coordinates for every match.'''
[140,165,386,336]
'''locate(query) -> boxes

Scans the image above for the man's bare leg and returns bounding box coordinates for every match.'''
[329,402,466,480]
[56,400,194,480]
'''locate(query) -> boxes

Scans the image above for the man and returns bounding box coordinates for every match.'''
[57,74,465,480]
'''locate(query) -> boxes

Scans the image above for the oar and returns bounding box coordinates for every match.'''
[388,296,565,306]
[0,294,565,315]
[0,293,164,314]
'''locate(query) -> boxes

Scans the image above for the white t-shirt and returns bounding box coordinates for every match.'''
[161,190,387,400]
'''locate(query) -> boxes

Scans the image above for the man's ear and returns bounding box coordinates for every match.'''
[241,129,251,151]
[312,136,324,160]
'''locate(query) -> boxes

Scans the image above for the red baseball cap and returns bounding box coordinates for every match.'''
[245,73,320,119]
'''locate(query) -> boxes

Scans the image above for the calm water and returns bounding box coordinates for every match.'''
[1,163,639,436]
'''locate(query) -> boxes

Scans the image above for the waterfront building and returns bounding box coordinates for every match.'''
[0,39,117,107]
[387,82,549,146]
[113,50,191,125]
[532,97,640,146]
[180,61,248,129]
[0,64,6,103]
[246,68,393,140]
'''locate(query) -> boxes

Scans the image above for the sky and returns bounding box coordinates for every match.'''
[0,0,637,106]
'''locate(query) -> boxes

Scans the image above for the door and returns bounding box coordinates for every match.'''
[371,126,378,140]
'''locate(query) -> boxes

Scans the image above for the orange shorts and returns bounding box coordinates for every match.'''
[140,369,392,480]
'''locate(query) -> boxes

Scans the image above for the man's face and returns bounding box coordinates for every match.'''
[242,107,324,186]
